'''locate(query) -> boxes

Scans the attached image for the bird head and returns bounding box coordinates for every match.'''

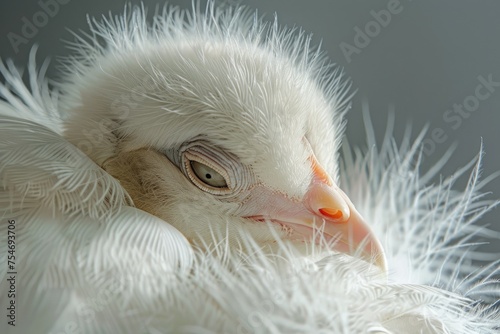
[62,6,386,270]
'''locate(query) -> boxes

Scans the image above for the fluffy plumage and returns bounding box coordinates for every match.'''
[1,2,499,333]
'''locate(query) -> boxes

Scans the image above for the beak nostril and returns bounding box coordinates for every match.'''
[319,208,345,221]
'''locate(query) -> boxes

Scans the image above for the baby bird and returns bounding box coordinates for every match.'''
[1,2,498,333]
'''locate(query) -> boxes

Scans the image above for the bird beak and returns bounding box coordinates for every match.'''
[261,155,387,272]
[302,179,387,272]
[305,155,386,271]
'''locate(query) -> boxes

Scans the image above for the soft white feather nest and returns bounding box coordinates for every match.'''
[1,2,499,333]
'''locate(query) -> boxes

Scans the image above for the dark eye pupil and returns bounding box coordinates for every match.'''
[205,173,212,179]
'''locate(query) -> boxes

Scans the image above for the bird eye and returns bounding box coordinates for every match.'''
[190,160,228,188]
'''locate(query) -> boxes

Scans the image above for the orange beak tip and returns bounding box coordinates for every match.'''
[319,208,343,220]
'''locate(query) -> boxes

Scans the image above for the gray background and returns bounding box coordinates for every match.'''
[1,0,499,253]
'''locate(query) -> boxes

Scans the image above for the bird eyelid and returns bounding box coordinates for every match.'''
[182,150,232,195]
